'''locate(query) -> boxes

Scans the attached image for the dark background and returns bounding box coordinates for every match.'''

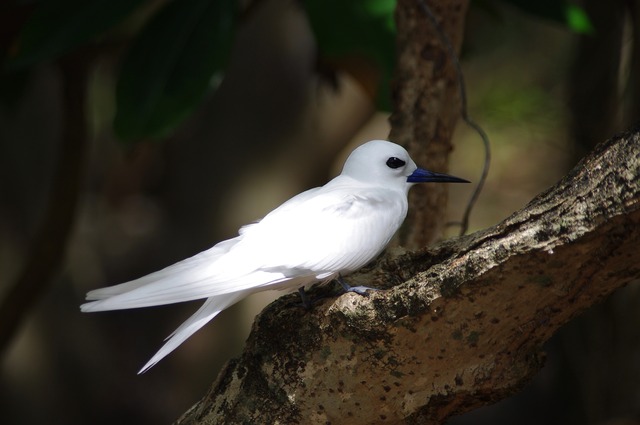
[0,0,638,423]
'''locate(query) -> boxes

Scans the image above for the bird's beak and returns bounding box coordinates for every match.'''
[407,168,470,184]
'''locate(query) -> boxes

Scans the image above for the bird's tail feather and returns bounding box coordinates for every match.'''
[80,270,289,312]
[84,244,235,302]
[79,241,268,312]
[85,262,203,301]
[138,291,247,374]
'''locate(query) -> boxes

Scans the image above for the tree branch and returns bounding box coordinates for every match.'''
[176,127,640,424]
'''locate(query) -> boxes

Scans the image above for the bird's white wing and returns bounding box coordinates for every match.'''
[81,234,248,312]
[80,268,292,311]
[232,179,408,276]
[85,238,240,301]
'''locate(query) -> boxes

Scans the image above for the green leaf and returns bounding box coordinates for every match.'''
[7,0,143,69]
[498,0,593,34]
[303,0,396,110]
[114,0,236,142]
[565,4,594,35]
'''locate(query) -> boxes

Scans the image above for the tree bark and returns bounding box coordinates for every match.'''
[175,126,640,424]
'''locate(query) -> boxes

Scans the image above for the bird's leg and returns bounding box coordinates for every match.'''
[336,274,378,296]
[298,287,312,310]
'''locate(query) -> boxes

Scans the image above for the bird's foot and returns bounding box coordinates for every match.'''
[297,288,312,310]
[337,275,378,297]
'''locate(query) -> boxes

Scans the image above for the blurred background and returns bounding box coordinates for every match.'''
[0,0,639,423]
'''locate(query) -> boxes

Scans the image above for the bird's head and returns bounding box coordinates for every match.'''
[341,140,469,192]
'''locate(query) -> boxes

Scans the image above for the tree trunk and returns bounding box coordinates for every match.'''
[175,126,640,423]
[390,0,469,248]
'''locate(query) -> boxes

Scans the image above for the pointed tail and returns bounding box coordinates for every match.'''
[138,291,248,373]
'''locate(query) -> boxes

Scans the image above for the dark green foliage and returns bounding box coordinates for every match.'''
[114,0,236,142]
[7,0,143,69]
[499,0,593,34]
[3,0,398,141]
[303,0,396,110]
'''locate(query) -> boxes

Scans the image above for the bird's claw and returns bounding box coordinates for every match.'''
[337,275,378,297]
[298,288,312,310]
[343,285,378,296]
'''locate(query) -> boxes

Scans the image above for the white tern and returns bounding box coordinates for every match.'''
[81,140,468,373]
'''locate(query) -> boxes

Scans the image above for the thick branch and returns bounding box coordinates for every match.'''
[177,128,640,424]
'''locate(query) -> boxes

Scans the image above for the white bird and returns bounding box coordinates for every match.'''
[81,140,468,373]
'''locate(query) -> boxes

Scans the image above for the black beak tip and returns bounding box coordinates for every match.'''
[407,168,470,184]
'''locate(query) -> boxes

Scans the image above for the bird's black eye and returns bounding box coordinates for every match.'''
[386,157,406,169]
